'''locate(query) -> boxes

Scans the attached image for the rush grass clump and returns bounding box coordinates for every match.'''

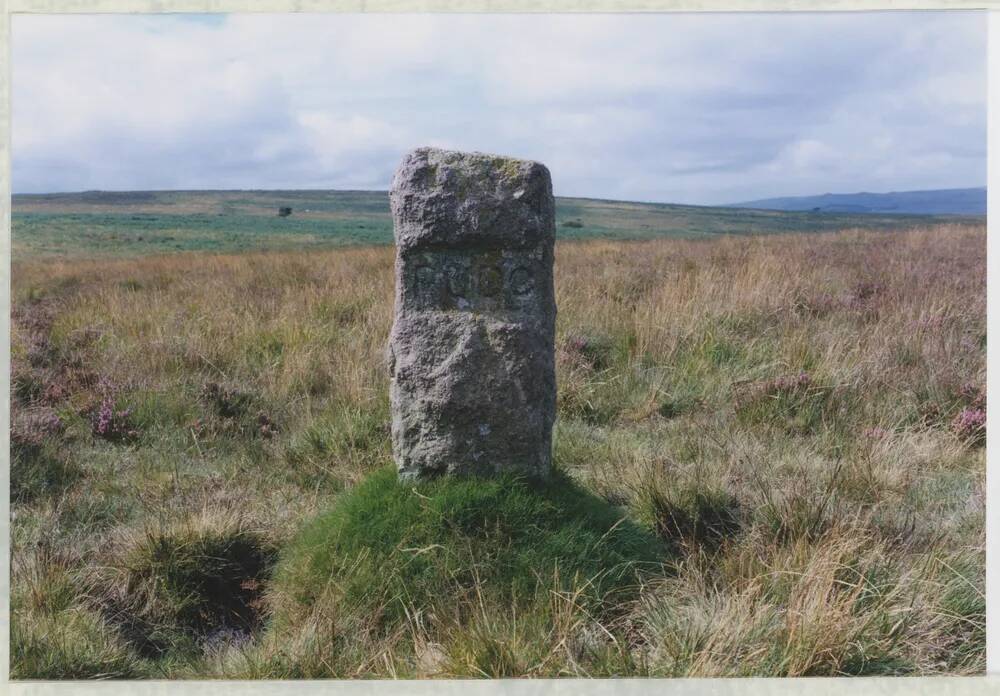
[92,515,276,662]
[11,545,148,679]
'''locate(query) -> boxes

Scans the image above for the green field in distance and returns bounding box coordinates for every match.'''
[12,189,983,260]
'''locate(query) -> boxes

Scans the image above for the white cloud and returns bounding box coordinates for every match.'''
[12,11,986,203]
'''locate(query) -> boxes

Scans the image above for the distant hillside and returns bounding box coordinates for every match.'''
[11,189,984,260]
[729,187,986,216]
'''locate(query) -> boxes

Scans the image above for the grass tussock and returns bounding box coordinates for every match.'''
[11,546,147,679]
[9,223,985,678]
[246,466,660,678]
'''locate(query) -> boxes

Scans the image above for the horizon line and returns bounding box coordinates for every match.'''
[11,184,988,210]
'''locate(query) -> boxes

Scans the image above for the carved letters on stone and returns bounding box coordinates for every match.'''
[406,251,539,313]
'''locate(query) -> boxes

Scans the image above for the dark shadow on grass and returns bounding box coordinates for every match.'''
[101,528,276,660]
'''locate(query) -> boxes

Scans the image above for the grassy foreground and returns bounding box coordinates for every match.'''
[10,223,985,677]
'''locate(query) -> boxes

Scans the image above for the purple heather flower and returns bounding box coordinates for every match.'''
[952,407,986,441]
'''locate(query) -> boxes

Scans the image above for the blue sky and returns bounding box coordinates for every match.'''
[12,12,986,205]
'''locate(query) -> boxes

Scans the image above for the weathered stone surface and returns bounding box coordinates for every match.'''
[388,147,557,480]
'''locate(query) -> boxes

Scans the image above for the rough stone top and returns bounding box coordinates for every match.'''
[390,147,555,253]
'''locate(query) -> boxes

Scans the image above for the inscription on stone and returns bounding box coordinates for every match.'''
[404,251,541,313]
[388,147,557,480]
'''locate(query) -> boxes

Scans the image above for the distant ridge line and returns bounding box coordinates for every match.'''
[13,187,987,217]
[727,187,986,216]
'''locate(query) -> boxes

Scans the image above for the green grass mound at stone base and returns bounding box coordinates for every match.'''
[267,466,665,638]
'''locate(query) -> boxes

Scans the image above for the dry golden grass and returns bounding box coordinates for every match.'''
[10,223,985,678]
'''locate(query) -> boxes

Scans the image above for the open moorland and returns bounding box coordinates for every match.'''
[12,189,982,259]
[9,205,985,678]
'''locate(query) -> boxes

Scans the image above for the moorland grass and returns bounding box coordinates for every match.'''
[270,467,662,630]
[111,522,275,656]
[237,466,664,678]
[9,223,985,678]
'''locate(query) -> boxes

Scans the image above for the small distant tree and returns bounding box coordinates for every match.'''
[278,207,292,218]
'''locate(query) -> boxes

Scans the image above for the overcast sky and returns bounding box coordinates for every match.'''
[12,12,986,205]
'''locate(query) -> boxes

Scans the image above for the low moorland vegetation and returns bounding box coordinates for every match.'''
[12,189,979,259]
[10,223,984,678]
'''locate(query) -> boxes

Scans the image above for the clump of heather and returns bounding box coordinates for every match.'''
[767,371,812,393]
[863,426,889,440]
[199,380,277,439]
[202,381,254,419]
[846,279,887,321]
[959,382,986,411]
[952,408,986,446]
[849,279,886,307]
[12,297,102,413]
[90,378,138,443]
[257,411,278,439]
[92,397,139,442]
[11,406,64,448]
[560,331,615,371]
[15,300,58,367]
[10,406,80,504]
